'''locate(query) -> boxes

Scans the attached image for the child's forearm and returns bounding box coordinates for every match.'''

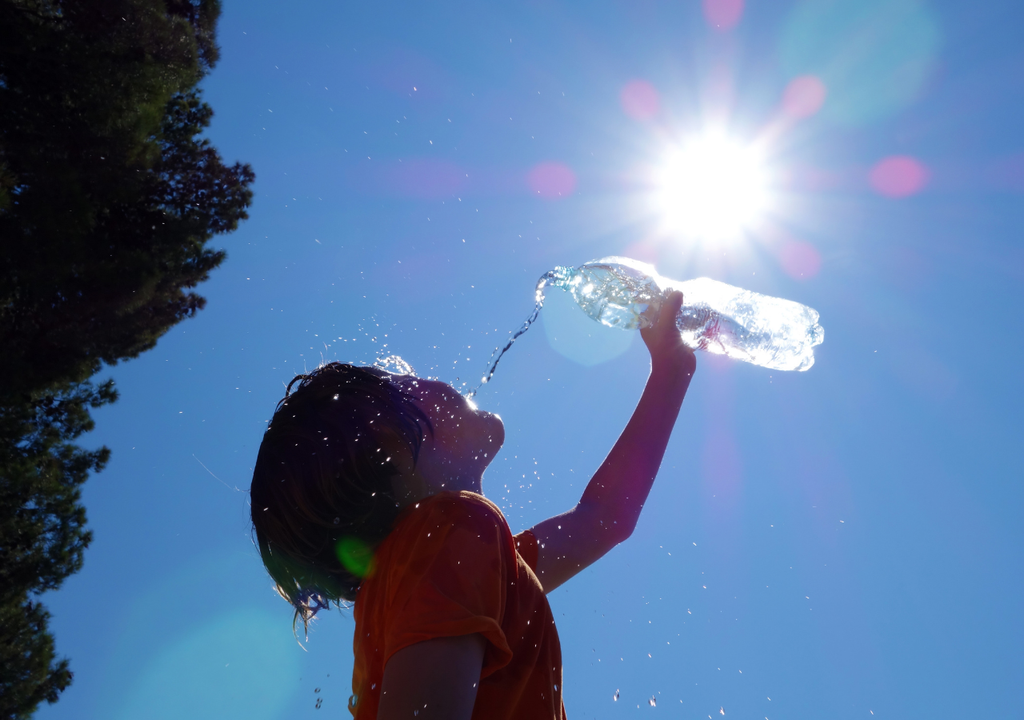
[529,353,694,593]
[578,355,694,542]
[529,292,694,593]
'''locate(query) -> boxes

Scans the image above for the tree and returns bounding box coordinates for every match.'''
[0,381,113,715]
[0,1,254,715]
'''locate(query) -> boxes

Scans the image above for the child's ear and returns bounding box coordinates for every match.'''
[382,433,418,476]
[383,434,426,507]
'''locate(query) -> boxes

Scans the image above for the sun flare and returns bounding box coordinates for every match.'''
[654,133,768,241]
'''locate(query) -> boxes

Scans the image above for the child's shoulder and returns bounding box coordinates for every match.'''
[373,491,516,585]
[400,490,508,534]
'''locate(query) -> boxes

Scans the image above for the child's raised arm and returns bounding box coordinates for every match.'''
[528,290,696,593]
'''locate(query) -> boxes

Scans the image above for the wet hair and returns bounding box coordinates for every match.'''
[250,362,432,630]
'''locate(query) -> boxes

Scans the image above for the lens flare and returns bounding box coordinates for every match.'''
[655,133,768,240]
[870,155,928,198]
[703,0,744,30]
[527,161,577,199]
[336,536,374,577]
[620,79,661,120]
[782,75,827,119]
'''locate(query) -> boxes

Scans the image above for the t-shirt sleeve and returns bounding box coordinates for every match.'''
[382,497,515,678]
[513,529,539,572]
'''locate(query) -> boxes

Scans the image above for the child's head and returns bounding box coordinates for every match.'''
[250,363,432,621]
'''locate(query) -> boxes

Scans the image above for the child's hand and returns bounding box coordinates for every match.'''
[641,290,695,374]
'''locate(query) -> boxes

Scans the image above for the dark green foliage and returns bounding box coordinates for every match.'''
[0,381,115,600]
[0,0,254,394]
[0,0,253,714]
[0,600,72,718]
[0,382,112,719]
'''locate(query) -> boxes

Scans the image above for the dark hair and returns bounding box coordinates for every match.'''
[250,362,432,629]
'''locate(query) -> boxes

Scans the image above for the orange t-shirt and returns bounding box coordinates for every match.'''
[351,491,565,719]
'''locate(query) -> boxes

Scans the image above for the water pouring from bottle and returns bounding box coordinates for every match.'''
[466,256,824,398]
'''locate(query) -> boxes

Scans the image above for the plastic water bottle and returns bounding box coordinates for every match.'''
[468,255,824,396]
[548,256,824,371]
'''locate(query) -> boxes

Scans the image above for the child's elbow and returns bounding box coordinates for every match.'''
[600,516,635,547]
[579,502,635,549]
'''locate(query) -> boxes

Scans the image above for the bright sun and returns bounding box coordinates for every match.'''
[655,132,768,240]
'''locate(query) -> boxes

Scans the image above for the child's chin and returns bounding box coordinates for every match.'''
[480,413,505,448]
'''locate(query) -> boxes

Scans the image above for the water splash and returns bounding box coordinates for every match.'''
[374,354,415,375]
[465,270,560,399]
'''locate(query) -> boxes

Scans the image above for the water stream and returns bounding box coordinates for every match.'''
[465,270,558,399]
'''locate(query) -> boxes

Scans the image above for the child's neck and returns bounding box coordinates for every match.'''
[392,469,483,509]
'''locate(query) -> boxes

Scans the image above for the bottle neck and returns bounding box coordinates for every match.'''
[546,265,574,289]
[534,266,574,305]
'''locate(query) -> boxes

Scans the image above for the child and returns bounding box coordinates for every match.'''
[250,291,695,719]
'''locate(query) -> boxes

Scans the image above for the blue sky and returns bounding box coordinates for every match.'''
[37,0,1023,718]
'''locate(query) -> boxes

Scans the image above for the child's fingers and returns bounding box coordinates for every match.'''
[659,291,683,331]
[643,290,695,367]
